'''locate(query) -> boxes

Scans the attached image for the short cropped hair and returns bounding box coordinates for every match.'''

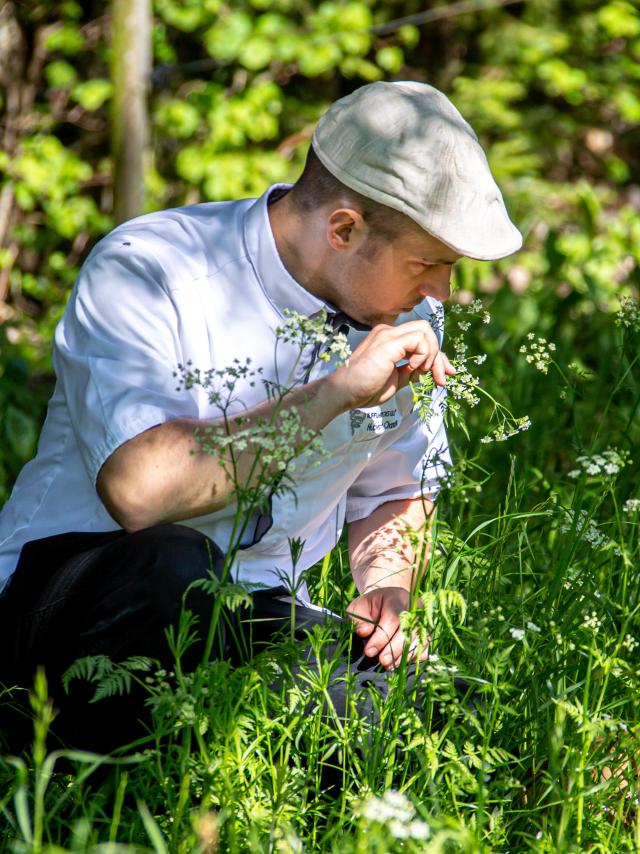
[290,146,411,243]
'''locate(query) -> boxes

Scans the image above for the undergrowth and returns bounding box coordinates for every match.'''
[0,297,638,853]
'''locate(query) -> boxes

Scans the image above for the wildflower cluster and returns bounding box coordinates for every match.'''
[175,313,352,524]
[177,359,328,519]
[505,621,540,643]
[480,416,531,444]
[412,368,482,432]
[582,610,603,633]
[449,298,490,323]
[197,407,324,472]
[615,296,640,331]
[548,618,577,652]
[413,299,531,445]
[275,308,351,364]
[448,299,490,361]
[174,315,349,581]
[623,498,640,514]
[519,333,556,374]
[175,358,261,409]
[358,789,430,841]
[567,447,630,480]
[559,508,621,555]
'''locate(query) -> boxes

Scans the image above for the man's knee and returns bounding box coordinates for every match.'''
[128,523,222,582]
[76,524,224,650]
[121,524,225,621]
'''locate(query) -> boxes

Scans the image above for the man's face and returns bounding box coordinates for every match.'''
[332,224,461,327]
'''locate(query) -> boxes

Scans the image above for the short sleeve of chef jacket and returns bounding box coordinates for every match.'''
[53,237,197,486]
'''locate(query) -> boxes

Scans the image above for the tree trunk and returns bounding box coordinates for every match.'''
[111,0,151,225]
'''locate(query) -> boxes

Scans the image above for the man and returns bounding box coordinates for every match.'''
[0,81,521,751]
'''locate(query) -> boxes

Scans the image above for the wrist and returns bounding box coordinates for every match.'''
[320,368,356,415]
[358,563,415,595]
[362,582,411,595]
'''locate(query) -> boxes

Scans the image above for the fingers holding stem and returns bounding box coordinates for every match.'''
[347,590,431,671]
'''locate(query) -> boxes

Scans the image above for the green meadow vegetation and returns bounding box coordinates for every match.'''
[1,0,639,850]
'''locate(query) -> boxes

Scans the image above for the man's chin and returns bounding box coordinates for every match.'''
[355,310,399,327]
[340,308,400,328]
[376,312,401,326]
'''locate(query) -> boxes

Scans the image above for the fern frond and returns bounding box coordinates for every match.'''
[63,654,154,703]
[62,655,112,694]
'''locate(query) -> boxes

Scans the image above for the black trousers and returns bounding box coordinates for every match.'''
[0,525,426,755]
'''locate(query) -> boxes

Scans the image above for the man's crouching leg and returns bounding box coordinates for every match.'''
[264,609,481,792]
[0,524,226,755]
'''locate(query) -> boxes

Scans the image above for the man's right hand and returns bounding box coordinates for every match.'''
[328,320,456,411]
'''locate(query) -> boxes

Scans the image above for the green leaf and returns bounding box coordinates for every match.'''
[0,248,13,268]
[398,24,420,48]
[204,11,253,60]
[44,23,85,55]
[155,0,208,32]
[61,1,83,19]
[71,79,113,111]
[605,153,630,183]
[537,59,588,105]
[13,183,35,211]
[5,405,37,461]
[340,2,371,30]
[239,36,273,70]
[45,196,102,239]
[48,251,67,272]
[339,30,371,54]
[613,88,640,122]
[598,1,640,38]
[255,12,292,38]
[44,60,77,88]
[176,146,206,183]
[13,135,92,202]
[339,56,383,81]
[157,99,201,138]
[299,42,342,76]
[138,802,169,854]
[9,757,33,843]
[376,46,404,73]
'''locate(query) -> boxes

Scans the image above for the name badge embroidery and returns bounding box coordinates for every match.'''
[349,406,399,437]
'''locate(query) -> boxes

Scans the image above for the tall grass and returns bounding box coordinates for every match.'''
[0,293,638,853]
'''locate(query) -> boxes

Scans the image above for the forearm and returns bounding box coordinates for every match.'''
[348,497,434,594]
[98,318,451,532]
[98,372,350,531]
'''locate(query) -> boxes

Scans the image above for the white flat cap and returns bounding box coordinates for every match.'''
[312,81,522,261]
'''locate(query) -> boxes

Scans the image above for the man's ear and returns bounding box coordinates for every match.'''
[326,207,367,252]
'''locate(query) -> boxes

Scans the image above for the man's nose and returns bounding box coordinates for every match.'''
[421,266,452,302]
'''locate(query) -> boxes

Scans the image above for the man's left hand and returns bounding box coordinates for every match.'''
[346,586,429,671]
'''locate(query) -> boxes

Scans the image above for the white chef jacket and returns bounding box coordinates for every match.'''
[0,185,450,596]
